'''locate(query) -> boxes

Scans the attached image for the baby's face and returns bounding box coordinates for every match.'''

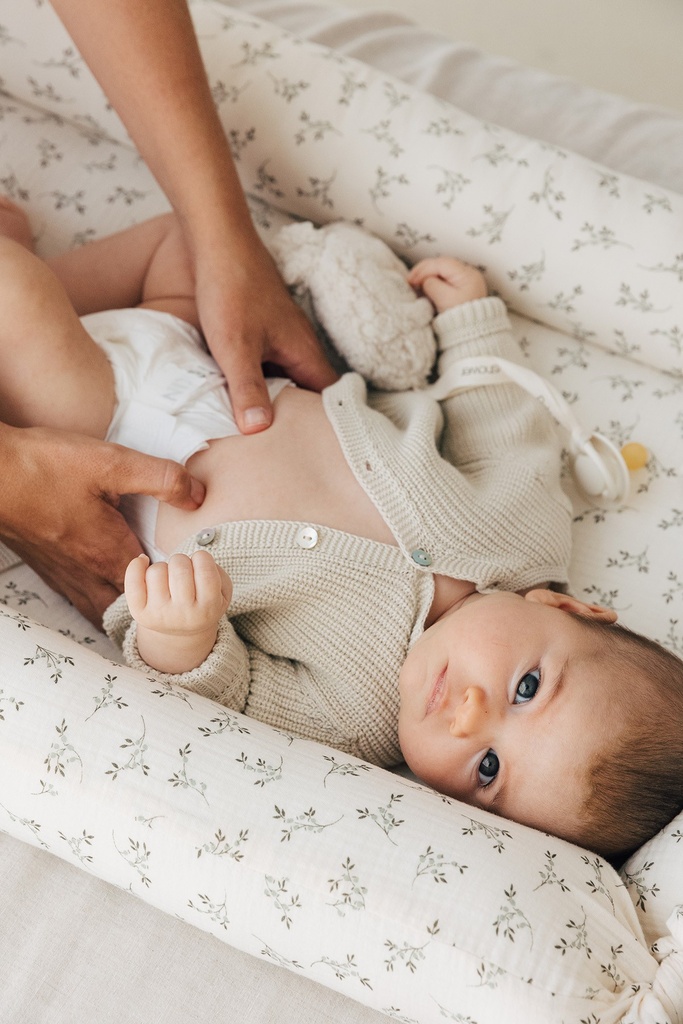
[398,589,621,844]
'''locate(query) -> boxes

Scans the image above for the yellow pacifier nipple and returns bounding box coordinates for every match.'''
[620,442,649,471]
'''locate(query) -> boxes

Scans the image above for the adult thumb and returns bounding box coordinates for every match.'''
[103,446,205,510]
[222,342,274,434]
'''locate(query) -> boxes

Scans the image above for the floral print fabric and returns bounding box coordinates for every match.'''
[0,2,682,1021]
[0,604,678,1023]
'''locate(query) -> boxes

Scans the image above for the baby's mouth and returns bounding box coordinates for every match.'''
[426,667,447,716]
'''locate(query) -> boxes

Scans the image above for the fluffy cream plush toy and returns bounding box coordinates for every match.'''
[269,220,437,391]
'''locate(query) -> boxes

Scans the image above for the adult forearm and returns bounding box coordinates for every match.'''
[50,0,337,431]
[50,0,254,248]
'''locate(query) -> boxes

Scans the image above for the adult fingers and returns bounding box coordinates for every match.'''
[196,253,338,428]
[3,517,140,627]
[0,428,155,625]
[102,445,205,509]
[219,339,274,433]
[272,316,339,393]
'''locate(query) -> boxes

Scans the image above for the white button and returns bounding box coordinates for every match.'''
[196,527,216,546]
[296,526,319,550]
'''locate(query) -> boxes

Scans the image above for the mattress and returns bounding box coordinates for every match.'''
[1,3,682,1022]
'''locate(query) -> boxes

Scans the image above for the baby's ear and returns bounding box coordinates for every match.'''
[524,588,618,623]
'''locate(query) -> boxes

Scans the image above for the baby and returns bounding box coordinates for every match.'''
[0,198,680,863]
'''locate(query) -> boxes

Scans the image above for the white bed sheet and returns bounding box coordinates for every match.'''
[241,0,683,192]
[1,3,682,1023]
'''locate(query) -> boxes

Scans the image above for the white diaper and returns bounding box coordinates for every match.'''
[82,307,291,560]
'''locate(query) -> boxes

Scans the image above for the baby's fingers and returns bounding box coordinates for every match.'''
[141,559,176,607]
[191,549,232,611]
[408,257,455,289]
[166,552,198,604]
[124,553,151,614]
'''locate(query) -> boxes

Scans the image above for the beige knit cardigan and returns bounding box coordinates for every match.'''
[105,297,572,766]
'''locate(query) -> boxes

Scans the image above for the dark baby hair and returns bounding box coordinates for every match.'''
[574,615,683,864]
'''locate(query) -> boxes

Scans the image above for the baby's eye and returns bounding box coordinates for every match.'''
[514,669,540,704]
[478,749,499,787]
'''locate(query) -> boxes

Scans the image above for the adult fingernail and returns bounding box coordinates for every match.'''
[243,407,270,429]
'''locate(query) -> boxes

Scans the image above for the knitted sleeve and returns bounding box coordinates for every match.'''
[429,296,572,589]
[432,297,565,475]
[104,593,397,761]
[103,596,250,709]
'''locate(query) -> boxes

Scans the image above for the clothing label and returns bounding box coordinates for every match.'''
[425,356,629,503]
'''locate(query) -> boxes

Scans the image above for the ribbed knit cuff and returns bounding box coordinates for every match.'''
[120,616,250,709]
[433,296,509,350]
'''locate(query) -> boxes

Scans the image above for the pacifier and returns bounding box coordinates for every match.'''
[425,355,645,506]
[570,432,631,505]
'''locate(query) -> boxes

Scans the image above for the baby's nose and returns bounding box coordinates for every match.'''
[448,685,488,738]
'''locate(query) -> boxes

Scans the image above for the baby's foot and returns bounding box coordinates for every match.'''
[0,197,33,250]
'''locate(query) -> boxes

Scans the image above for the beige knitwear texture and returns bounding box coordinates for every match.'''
[105,297,572,766]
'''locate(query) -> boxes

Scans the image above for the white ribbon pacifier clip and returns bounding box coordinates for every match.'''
[425,356,631,505]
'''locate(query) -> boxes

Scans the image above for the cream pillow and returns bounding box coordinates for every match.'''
[0,3,681,1021]
[189,3,683,381]
[0,610,681,1024]
[621,810,683,952]
[1,1,682,377]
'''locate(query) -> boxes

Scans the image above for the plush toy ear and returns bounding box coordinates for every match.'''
[270,221,437,391]
[524,588,618,622]
[269,220,322,285]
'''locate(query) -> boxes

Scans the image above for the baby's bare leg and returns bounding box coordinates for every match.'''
[0,201,198,435]
[48,212,200,328]
[0,197,34,249]
[0,215,115,436]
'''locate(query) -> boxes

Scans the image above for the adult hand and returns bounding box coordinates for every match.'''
[0,425,205,626]
[193,230,339,434]
[49,0,338,437]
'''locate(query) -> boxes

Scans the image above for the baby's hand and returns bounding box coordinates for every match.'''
[125,550,232,673]
[408,257,487,313]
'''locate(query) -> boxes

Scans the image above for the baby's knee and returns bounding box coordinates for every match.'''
[0,197,33,249]
[0,236,47,293]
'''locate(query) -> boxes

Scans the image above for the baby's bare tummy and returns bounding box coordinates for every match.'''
[157,385,477,626]
[155,386,398,553]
